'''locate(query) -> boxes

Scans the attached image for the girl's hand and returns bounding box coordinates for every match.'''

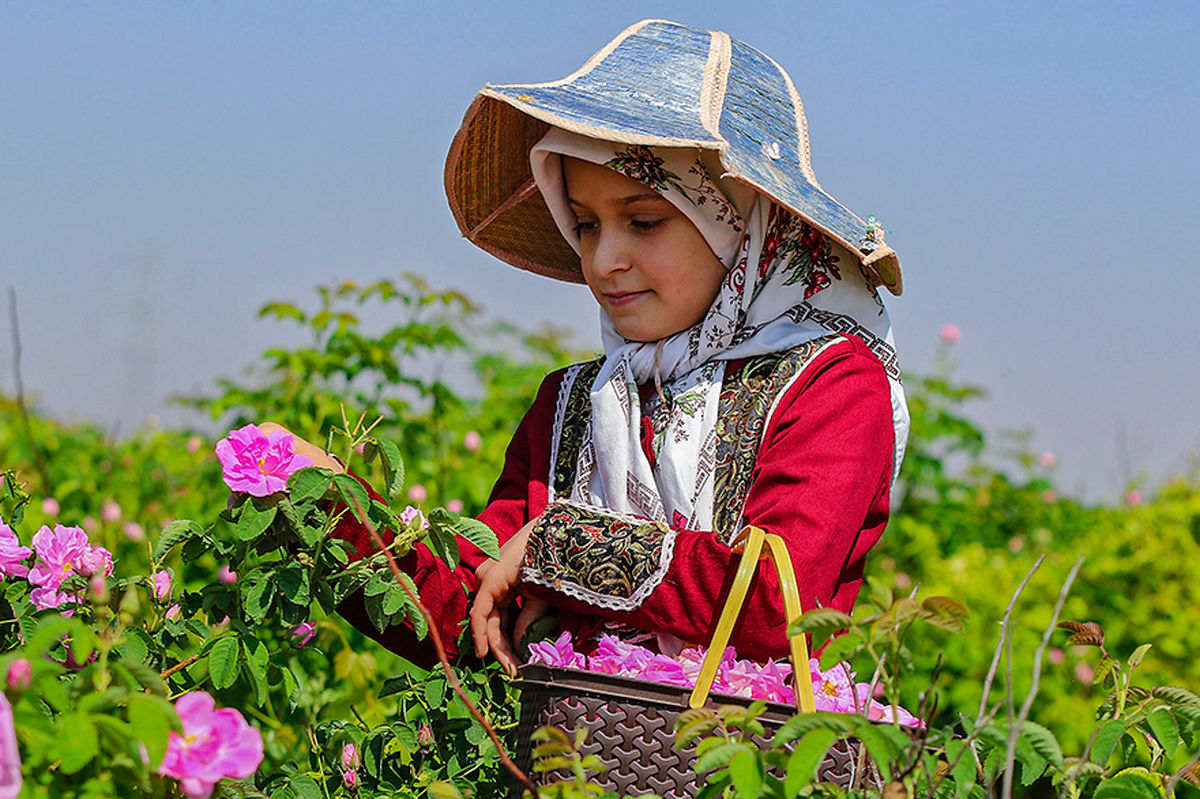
[512,594,554,657]
[469,519,535,676]
[258,423,345,473]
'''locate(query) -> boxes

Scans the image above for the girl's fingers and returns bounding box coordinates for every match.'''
[487,612,518,677]
[469,590,494,658]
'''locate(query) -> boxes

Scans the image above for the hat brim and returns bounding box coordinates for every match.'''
[443,20,902,295]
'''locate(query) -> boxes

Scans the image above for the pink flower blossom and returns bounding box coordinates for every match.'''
[445,498,464,514]
[100,499,121,523]
[1038,451,1057,469]
[40,498,59,517]
[399,506,429,530]
[215,424,314,497]
[153,570,172,602]
[341,743,358,769]
[218,565,237,584]
[1048,647,1065,665]
[187,435,204,453]
[527,632,586,670]
[342,769,356,789]
[123,522,145,541]
[157,692,264,798]
[5,660,31,693]
[463,430,483,452]
[0,524,31,579]
[1126,489,1143,506]
[0,692,20,798]
[938,324,961,344]
[166,603,181,621]
[1075,661,1095,685]
[27,525,114,611]
[407,484,427,503]
[291,621,316,647]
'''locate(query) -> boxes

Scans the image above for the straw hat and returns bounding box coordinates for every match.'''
[444,18,902,295]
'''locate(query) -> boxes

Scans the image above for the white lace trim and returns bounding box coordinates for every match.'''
[520,499,679,612]
[548,363,588,505]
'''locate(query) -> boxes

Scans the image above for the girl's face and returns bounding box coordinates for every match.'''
[563,157,726,343]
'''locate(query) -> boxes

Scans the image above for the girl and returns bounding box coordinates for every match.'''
[280,19,907,676]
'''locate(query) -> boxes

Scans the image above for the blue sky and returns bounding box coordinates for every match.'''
[2,1,1198,501]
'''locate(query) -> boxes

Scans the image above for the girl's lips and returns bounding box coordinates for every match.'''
[605,290,649,307]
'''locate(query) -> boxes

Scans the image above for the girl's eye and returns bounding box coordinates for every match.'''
[631,218,665,232]
[573,220,599,236]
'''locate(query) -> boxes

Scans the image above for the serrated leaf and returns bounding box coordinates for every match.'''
[287,467,333,503]
[727,748,762,799]
[1128,643,1153,670]
[1019,719,1064,769]
[242,635,270,705]
[919,595,970,632]
[334,473,371,522]
[787,607,854,637]
[695,740,753,774]
[288,774,322,799]
[785,729,838,795]
[676,711,720,749]
[424,677,446,707]
[58,712,99,773]
[1155,685,1200,707]
[855,722,903,782]
[427,782,462,799]
[428,508,500,560]
[378,439,406,502]
[208,635,241,690]
[1057,620,1105,647]
[236,503,277,541]
[154,520,204,561]
[1093,654,1117,686]
[424,521,460,570]
[241,574,277,624]
[396,570,427,639]
[1093,771,1162,799]
[818,634,863,671]
[1091,719,1127,765]
[128,693,177,770]
[1145,706,1180,756]
[772,711,859,747]
[277,564,311,605]
[945,739,976,795]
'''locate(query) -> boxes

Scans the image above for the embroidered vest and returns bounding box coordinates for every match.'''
[550,335,840,542]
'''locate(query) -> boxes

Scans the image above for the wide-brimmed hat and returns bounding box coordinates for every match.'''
[444,18,902,295]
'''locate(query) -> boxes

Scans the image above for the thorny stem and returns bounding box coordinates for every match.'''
[348,494,536,794]
[1001,555,1084,799]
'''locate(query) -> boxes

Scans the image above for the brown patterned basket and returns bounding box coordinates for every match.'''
[513,664,864,797]
[511,527,870,797]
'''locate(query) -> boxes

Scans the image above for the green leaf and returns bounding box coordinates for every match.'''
[424,677,446,708]
[1019,719,1064,769]
[383,582,408,616]
[855,722,904,782]
[333,473,371,522]
[1154,686,1200,707]
[58,712,99,773]
[945,739,977,798]
[208,635,241,690]
[1146,706,1180,756]
[429,508,500,560]
[396,570,427,639]
[288,773,323,799]
[154,520,204,561]
[242,635,271,705]
[695,740,753,774]
[784,729,838,795]
[378,439,407,502]
[919,595,970,632]
[1093,772,1163,799]
[727,748,762,798]
[287,467,334,502]
[1128,643,1153,670]
[236,502,277,541]
[772,712,858,747]
[818,634,863,671]
[1091,719,1128,765]
[128,693,178,770]
[787,607,854,638]
[277,564,311,605]
[427,782,463,799]
[242,573,277,624]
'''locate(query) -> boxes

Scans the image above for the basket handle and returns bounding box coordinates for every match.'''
[687,525,816,713]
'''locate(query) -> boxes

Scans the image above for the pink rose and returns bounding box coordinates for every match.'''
[40,498,59,517]
[341,743,358,769]
[399,506,429,530]
[938,323,961,343]
[0,692,20,797]
[218,565,237,584]
[153,570,172,602]
[1038,451,1057,469]
[214,424,314,497]
[27,525,114,610]
[165,603,182,621]
[100,499,121,523]
[445,499,464,514]
[5,660,31,693]
[463,430,482,452]
[342,769,356,789]
[123,522,146,541]
[291,621,316,647]
[157,692,264,798]
[0,524,31,579]
[407,484,428,503]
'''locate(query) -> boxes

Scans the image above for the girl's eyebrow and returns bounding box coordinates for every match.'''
[567,193,668,207]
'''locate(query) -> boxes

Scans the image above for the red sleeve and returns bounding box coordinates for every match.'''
[522,336,894,661]
[330,368,564,663]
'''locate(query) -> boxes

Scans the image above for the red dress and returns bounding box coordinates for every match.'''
[334,333,894,666]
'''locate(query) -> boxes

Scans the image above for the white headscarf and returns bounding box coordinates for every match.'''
[531,129,908,532]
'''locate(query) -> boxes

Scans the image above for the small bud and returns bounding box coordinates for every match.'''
[218,564,237,584]
[342,743,358,769]
[7,658,32,692]
[418,723,434,747]
[291,621,316,647]
[152,570,172,602]
[342,769,356,789]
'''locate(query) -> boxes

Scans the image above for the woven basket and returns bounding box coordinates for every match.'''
[513,665,864,797]
[511,526,868,796]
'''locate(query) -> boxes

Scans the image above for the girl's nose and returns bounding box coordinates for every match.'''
[589,230,632,277]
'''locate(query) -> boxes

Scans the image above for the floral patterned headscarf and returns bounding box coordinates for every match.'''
[531,128,908,534]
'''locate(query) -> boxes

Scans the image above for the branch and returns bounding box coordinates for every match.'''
[348,496,535,793]
[1001,555,1084,799]
[7,286,52,494]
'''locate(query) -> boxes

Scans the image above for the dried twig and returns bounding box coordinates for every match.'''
[348,495,535,793]
[975,556,1045,725]
[1001,555,1084,799]
[7,286,52,493]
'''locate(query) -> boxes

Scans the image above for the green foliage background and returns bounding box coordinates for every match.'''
[2,275,1197,795]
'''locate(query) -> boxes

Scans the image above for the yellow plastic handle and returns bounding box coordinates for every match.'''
[688,526,816,713]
